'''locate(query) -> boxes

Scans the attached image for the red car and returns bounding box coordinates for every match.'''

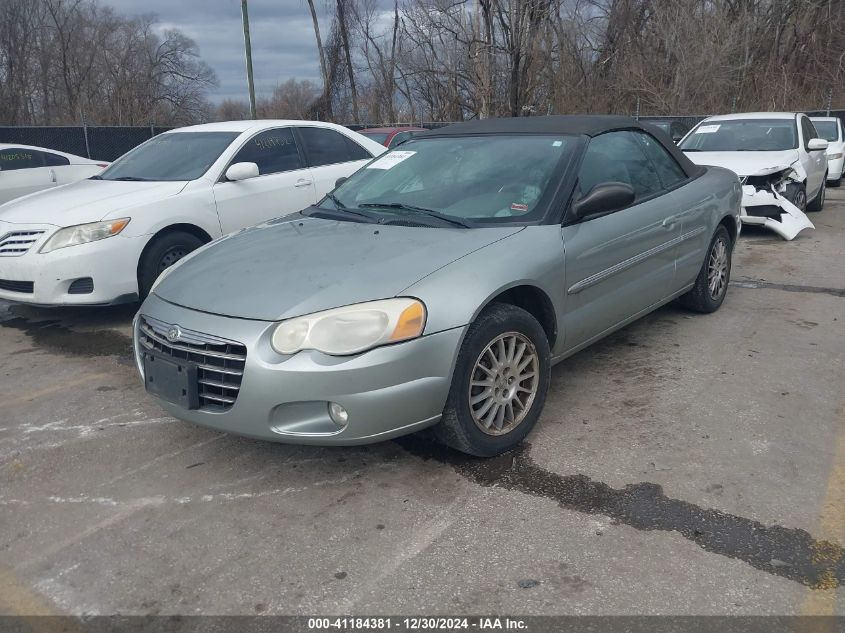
[358,126,427,148]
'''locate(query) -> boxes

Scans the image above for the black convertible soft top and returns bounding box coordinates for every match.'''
[418,115,704,179]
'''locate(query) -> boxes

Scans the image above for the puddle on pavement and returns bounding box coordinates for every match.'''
[731,278,845,298]
[1,317,133,358]
[0,300,136,359]
[396,437,844,589]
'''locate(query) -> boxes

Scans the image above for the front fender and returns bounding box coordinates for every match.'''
[402,225,566,340]
[106,188,223,240]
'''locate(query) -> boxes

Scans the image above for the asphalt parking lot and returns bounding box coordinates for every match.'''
[1,192,844,617]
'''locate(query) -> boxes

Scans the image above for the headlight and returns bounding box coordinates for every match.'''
[40,218,130,253]
[271,298,426,356]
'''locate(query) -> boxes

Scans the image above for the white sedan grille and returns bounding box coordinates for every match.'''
[0,230,46,256]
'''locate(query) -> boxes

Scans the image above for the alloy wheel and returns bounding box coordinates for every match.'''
[707,237,728,300]
[468,332,539,436]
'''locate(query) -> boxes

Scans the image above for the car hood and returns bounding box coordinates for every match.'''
[683,150,799,177]
[154,215,523,321]
[0,179,188,226]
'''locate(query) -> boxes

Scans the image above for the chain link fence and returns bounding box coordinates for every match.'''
[2,111,843,161]
[0,126,173,161]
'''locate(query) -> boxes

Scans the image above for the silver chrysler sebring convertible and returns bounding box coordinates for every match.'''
[135,116,741,456]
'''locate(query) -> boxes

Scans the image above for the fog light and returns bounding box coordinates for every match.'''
[328,402,348,427]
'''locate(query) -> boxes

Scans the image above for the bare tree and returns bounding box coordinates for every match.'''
[305,0,329,95]
[336,0,360,122]
[0,0,217,125]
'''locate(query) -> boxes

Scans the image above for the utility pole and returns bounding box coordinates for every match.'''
[241,0,257,119]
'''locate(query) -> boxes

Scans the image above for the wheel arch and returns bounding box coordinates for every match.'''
[136,223,213,286]
[476,284,558,349]
[718,214,738,246]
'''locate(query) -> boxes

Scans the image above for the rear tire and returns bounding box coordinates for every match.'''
[679,225,731,314]
[807,178,826,212]
[433,303,551,457]
[138,231,204,300]
[829,178,841,188]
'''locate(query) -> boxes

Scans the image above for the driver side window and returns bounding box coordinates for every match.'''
[230,128,303,176]
[578,131,662,202]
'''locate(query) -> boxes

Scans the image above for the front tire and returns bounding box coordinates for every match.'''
[807,178,826,212]
[138,231,205,300]
[680,225,732,314]
[784,182,807,212]
[433,303,551,456]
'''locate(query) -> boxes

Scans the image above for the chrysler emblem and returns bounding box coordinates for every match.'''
[166,325,182,343]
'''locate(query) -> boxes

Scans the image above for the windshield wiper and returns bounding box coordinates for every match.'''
[109,176,154,181]
[318,193,381,223]
[359,202,471,228]
[89,175,102,180]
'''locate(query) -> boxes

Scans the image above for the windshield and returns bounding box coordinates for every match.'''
[97,132,239,181]
[312,135,574,226]
[812,121,839,142]
[679,119,797,152]
[361,132,389,145]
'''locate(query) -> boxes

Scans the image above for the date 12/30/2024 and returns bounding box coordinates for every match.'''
[307,617,528,630]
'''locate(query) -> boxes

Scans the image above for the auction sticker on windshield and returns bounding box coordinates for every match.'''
[367,150,416,170]
[695,124,721,134]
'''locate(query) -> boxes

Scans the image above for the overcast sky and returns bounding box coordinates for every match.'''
[108,0,329,102]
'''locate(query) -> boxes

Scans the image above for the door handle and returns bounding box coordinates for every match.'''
[294,179,312,188]
[662,215,678,228]
[49,168,56,183]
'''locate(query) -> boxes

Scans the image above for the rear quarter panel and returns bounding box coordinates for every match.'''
[674,166,741,288]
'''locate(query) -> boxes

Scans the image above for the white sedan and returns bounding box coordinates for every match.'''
[680,112,827,240]
[0,120,385,305]
[0,144,108,204]
[810,116,844,187]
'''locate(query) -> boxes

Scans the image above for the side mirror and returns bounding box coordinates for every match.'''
[335,176,348,189]
[672,134,683,144]
[225,162,259,181]
[808,138,829,152]
[572,182,636,221]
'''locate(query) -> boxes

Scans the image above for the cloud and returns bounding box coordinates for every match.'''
[106,0,328,102]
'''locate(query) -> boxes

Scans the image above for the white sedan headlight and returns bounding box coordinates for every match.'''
[271,298,426,356]
[40,218,130,253]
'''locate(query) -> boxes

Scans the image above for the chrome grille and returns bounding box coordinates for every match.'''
[138,315,246,411]
[0,230,46,256]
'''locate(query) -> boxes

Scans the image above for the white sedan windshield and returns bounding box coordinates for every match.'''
[98,132,239,181]
[680,119,797,152]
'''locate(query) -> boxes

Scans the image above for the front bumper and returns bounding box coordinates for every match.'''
[0,221,145,305]
[739,186,813,241]
[134,293,465,445]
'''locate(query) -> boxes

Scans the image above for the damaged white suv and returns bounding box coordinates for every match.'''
[680,112,827,240]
